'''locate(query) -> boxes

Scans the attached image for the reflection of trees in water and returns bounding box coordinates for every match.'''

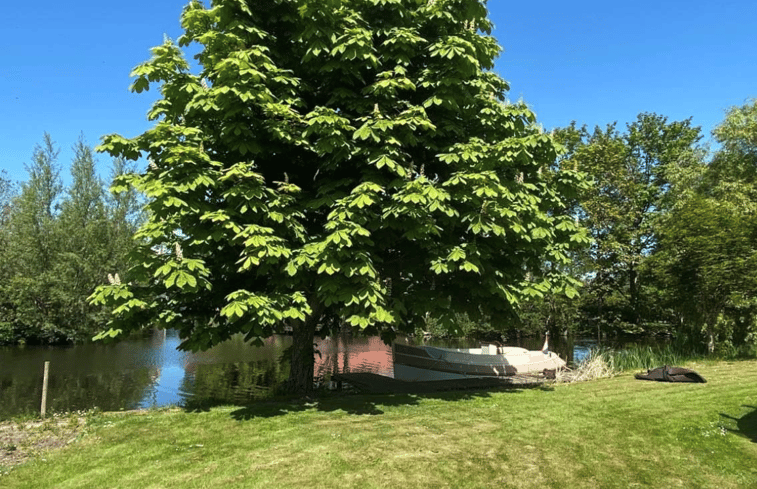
[5,333,604,417]
[313,335,392,379]
[0,368,157,420]
[184,334,289,370]
[180,335,392,407]
[0,330,169,419]
[2,332,395,417]
[179,334,291,407]
[181,360,288,408]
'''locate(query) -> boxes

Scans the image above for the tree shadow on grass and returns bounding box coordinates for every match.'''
[720,405,757,442]
[221,383,546,420]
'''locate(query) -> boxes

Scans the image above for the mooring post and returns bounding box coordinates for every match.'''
[41,361,50,418]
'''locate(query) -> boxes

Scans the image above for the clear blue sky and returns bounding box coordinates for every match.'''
[3,0,755,185]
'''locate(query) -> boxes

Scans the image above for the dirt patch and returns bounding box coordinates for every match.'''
[0,413,89,474]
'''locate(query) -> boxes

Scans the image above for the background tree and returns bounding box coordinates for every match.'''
[650,99,757,353]
[106,157,145,261]
[2,134,66,342]
[54,136,109,333]
[0,170,14,221]
[0,170,18,340]
[91,0,589,395]
[0,134,144,344]
[650,197,757,353]
[554,114,702,335]
[707,98,757,203]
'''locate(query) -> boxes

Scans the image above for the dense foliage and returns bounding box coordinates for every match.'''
[553,114,703,334]
[517,102,757,355]
[89,0,590,394]
[0,134,142,344]
[650,99,757,354]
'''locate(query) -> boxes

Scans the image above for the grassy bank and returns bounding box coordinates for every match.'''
[2,360,756,488]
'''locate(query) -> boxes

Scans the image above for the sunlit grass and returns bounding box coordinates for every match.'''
[2,360,756,488]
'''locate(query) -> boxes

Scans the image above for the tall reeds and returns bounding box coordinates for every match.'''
[558,344,704,383]
[598,344,688,372]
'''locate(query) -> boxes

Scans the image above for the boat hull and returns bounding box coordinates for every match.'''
[392,343,566,382]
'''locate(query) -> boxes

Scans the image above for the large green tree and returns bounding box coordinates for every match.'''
[1,134,66,342]
[650,99,757,353]
[91,0,589,395]
[0,170,18,339]
[0,135,143,344]
[554,114,702,334]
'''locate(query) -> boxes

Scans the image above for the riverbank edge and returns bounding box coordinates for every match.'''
[3,357,756,485]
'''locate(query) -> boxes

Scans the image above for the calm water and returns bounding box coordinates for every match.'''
[0,330,598,419]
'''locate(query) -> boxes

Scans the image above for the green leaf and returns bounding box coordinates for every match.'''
[353,124,375,141]
[93,328,123,341]
[564,285,579,299]
[460,261,480,273]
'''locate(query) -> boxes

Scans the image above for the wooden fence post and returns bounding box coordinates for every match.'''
[41,361,50,418]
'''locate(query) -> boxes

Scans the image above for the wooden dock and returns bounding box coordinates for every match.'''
[330,372,546,394]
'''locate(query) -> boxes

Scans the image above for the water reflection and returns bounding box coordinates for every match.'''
[179,335,291,408]
[182,360,288,408]
[0,330,616,419]
[314,335,393,379]
[0,331,396,418]
[0,341,159,419]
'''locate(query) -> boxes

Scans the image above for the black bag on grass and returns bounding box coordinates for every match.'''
[635,365,706,383]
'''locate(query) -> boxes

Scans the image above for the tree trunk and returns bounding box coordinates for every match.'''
[706,325,715,355]
[284,313,319,396]
[628,265,639,327]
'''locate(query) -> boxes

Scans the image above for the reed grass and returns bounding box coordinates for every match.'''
[559,344,707,383]
[598,344,690,371]
[555,353,614,382]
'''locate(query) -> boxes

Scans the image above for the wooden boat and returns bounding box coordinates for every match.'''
[392,336,566,381]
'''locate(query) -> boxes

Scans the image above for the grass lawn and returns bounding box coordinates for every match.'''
[2,359,756,488]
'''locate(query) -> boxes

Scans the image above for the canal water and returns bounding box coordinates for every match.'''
[0,330,598,419]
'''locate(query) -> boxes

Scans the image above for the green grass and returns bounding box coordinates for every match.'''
[2,360,757,488]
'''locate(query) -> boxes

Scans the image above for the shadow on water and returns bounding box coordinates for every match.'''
[180,359,288,408]
[219,383,551,420]
[721,405,757,442]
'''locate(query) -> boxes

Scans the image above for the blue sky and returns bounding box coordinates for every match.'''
[3,0,755,185]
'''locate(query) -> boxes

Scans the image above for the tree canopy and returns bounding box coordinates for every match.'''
[553,114,702,334]
[0,134,142,344]
[525,102,757,356]
[649,99,757,353]
[90,0,590,394]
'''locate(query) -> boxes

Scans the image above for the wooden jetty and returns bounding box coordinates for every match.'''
[330,372,547,395]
